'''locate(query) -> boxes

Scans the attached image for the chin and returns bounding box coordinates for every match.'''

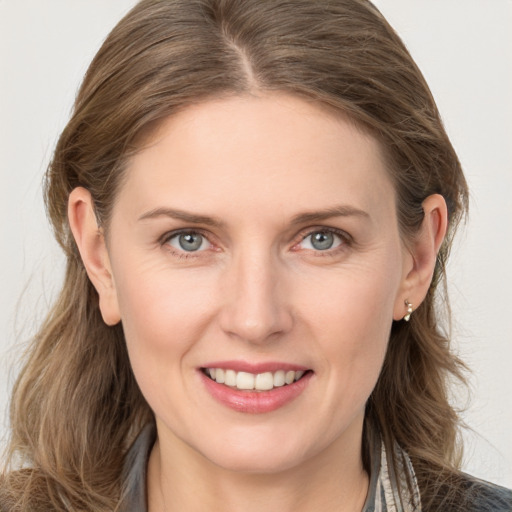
[197,434,313,475]
[209,451,305,475]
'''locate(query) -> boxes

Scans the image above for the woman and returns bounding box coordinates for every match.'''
[1,0,510,510]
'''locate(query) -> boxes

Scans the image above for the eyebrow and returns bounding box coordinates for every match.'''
[138,204,369,227]
[138,207,225,227]
[290,205,370,225]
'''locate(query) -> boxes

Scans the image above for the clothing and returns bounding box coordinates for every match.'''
[119,424,512,512]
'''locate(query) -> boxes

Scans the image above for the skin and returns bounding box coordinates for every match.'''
[69,93,447,512]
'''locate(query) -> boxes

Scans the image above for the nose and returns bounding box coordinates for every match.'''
[218,248,293,345]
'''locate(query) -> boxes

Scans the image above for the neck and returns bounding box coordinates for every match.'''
[147,423,370,512]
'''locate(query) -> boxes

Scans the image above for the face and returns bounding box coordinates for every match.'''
[104,94,410,473]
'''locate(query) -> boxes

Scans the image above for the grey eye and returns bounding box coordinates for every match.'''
[310,231,334,250]
[169,232,209,252]
[299,231,343,251]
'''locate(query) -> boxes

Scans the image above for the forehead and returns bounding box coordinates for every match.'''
[117,93,395,224]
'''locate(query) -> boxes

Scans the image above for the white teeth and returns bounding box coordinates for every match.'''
[225,369,236,387]
[273,370,285,387]
[215,368,225,384]
[255,372,274,391]
[207,367,308,391]
[236,371,255,390]
[285,370,295,385]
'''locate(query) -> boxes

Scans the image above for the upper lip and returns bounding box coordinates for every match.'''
[200,360,310,373]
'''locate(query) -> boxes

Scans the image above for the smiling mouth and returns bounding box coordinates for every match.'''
[201,368,311,392]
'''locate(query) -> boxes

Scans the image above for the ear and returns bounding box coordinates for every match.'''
[68,187,121,326]
[393,194,448,321]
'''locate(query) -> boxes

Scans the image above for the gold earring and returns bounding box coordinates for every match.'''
[404,300,413,322]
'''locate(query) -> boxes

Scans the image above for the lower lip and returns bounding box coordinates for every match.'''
[200,371,313,414]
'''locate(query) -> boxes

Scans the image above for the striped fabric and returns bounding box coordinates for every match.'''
[371,440,421,511]
[362,426,421,512]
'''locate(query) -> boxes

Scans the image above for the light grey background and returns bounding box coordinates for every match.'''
[1,0,511,486]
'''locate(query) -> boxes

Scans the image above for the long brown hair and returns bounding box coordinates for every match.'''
[2,1,469,510]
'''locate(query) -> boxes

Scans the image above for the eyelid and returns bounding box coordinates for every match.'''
[158,226,352,257]
[291,226,352,251]
[159,228,217,253]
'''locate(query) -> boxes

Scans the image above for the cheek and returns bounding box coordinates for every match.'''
[112,261,216,383]
[297,259,401,396]
[302,258,399,334]
[112,268,220,424]
[115,257,211,333]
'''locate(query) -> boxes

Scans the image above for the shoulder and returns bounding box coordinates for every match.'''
[0,473,15,512]
[428,472,512,512]
[0,470,37,512]
[455,473,512,512]
[0,472,19,512]
[0,469,63,511]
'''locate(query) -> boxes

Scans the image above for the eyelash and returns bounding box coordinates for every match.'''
[159,229,213,259]
[292,227,352,256]
[159,227,352,259]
